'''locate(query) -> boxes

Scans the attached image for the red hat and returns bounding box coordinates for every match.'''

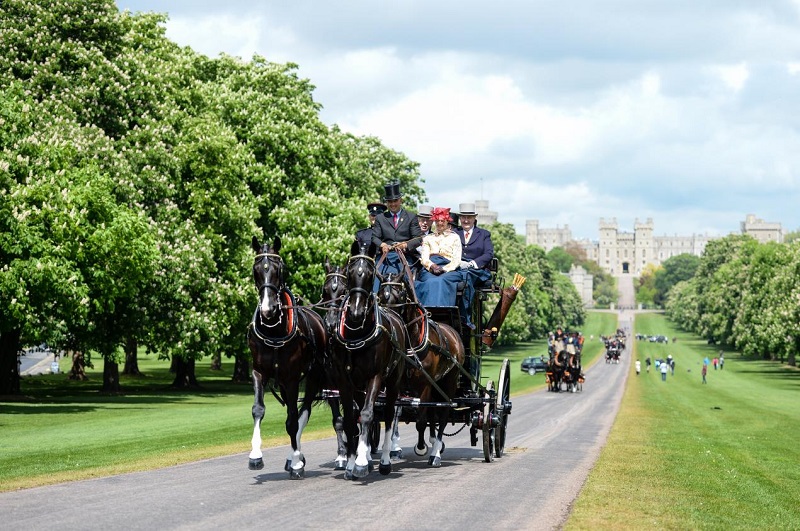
[430,207,451,222]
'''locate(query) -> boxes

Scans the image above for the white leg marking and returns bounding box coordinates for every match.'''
[249,419,263,460]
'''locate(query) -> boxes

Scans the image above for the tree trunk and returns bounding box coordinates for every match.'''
[102,358,121,393]
[171,357,200,388]
[0,329,22,396]
[210,353,222,371]
[231,353,250,383]
[122,337,141,376]
[69,350,89,381]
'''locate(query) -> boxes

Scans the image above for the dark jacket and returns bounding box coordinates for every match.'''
[456,226,494,269]
[371,208,423,251]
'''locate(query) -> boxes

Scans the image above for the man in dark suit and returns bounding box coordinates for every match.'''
[356,202,386,246]
[455,202,494,329]
[371,180,423,281]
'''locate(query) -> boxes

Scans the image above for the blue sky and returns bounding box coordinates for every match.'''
[116,1,800,240]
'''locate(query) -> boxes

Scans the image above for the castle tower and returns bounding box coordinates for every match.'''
[526,220,539,246]
[633,217,654,275]
[598,218,618,274]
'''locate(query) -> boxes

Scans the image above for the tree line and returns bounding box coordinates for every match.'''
[664,235,798,367]
[0,1,583,395]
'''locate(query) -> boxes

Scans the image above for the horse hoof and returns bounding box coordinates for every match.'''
[289,467,305,480]
[429,456,441,468]
[344,469,354,480]
[334,458,347,470]
[379,462,392,475]
[249,458,264,470]
[284,459,292,472]
[352,464,369,478]
[390,449,403,459]
[414,444,428,457]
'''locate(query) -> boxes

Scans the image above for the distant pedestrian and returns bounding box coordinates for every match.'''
[670,358,675,375]
[660,361,668,382]
[713,357,718,370]
[719,353,724,370]
[701,364,707,384]
[645,357,651,373]
[635,360,641,375]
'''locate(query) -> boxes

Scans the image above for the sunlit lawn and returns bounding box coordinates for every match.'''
[567,313,800,530]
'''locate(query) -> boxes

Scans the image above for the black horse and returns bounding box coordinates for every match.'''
[319,256,350,470]
[378,272,465,467]
[247,236,329,479]
[331,241,407,479]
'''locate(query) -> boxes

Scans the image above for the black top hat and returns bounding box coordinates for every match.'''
[382,180,402,201]
[367,202,387,216]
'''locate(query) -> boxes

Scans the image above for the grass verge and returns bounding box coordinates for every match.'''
[566,312,800,530]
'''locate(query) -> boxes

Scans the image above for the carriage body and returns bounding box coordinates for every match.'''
[373,258,513,462]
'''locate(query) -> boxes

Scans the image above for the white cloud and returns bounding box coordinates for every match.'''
[714,62,750,92]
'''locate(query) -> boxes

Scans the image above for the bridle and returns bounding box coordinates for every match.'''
[343,253,377,331]
[254,252,286,328]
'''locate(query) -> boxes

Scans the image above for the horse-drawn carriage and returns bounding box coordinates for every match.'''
[604,334,625,364]
[246,236,522,480]
[545,333,584,393]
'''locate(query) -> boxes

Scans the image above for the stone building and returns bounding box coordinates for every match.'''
[474,199,497,225]
[525,220,572,251]
[568,264,594,308]
[741,213,783,243]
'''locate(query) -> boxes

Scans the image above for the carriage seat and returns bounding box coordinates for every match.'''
[455,257,501,296]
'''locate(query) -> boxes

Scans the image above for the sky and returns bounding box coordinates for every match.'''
[116,1,800,241]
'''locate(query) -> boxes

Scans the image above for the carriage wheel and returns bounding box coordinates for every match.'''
[482,380,495,462]
[494,359,510,458]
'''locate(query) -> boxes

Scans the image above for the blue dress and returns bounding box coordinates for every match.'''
[415,255,462,307]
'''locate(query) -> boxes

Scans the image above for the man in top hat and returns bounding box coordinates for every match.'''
[356,202,386,246]
[455,202,494,328]
[371,180,423,279]
[416,204,433,235]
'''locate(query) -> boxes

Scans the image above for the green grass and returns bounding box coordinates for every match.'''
[0,311,616,492]
[0,355,335,491]
[567,312,800,530]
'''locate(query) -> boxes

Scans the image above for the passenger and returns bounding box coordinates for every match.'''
[415,207,463,308]
[371,180,423,284]
[356,202,386,246]
[455,202,494,328]
[417,204,433,235]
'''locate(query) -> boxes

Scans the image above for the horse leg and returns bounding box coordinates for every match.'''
[429,413,447,468]
[249,370,266,470]
[330,397,347,470]
[340,389,358,480]
[414,415,429,457]
[378,382,400,476]
[283,381,307,479]
[352,378,379,478]
[390,406,403,459]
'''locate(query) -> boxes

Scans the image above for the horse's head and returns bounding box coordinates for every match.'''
[344,240,377,322]
[322,256,348,333]
[251,235,286,323]
[377,272,408,310]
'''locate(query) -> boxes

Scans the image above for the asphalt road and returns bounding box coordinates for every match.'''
[2,318,632,531]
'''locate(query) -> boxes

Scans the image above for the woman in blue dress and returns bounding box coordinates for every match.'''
[415,207,463,308]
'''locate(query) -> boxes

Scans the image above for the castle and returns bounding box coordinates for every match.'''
[526,214,783,276]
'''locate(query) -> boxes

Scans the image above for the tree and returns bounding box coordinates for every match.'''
[546,247,574,273]
[653,254,700,307]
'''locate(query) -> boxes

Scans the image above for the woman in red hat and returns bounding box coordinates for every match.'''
[415,207,463,308]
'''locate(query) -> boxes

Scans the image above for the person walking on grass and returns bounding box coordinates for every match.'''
[701,363,708,384]
[645,357,651,373]
[635,359,641,376]
[660,360,668,382]
[719,353,724,370]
